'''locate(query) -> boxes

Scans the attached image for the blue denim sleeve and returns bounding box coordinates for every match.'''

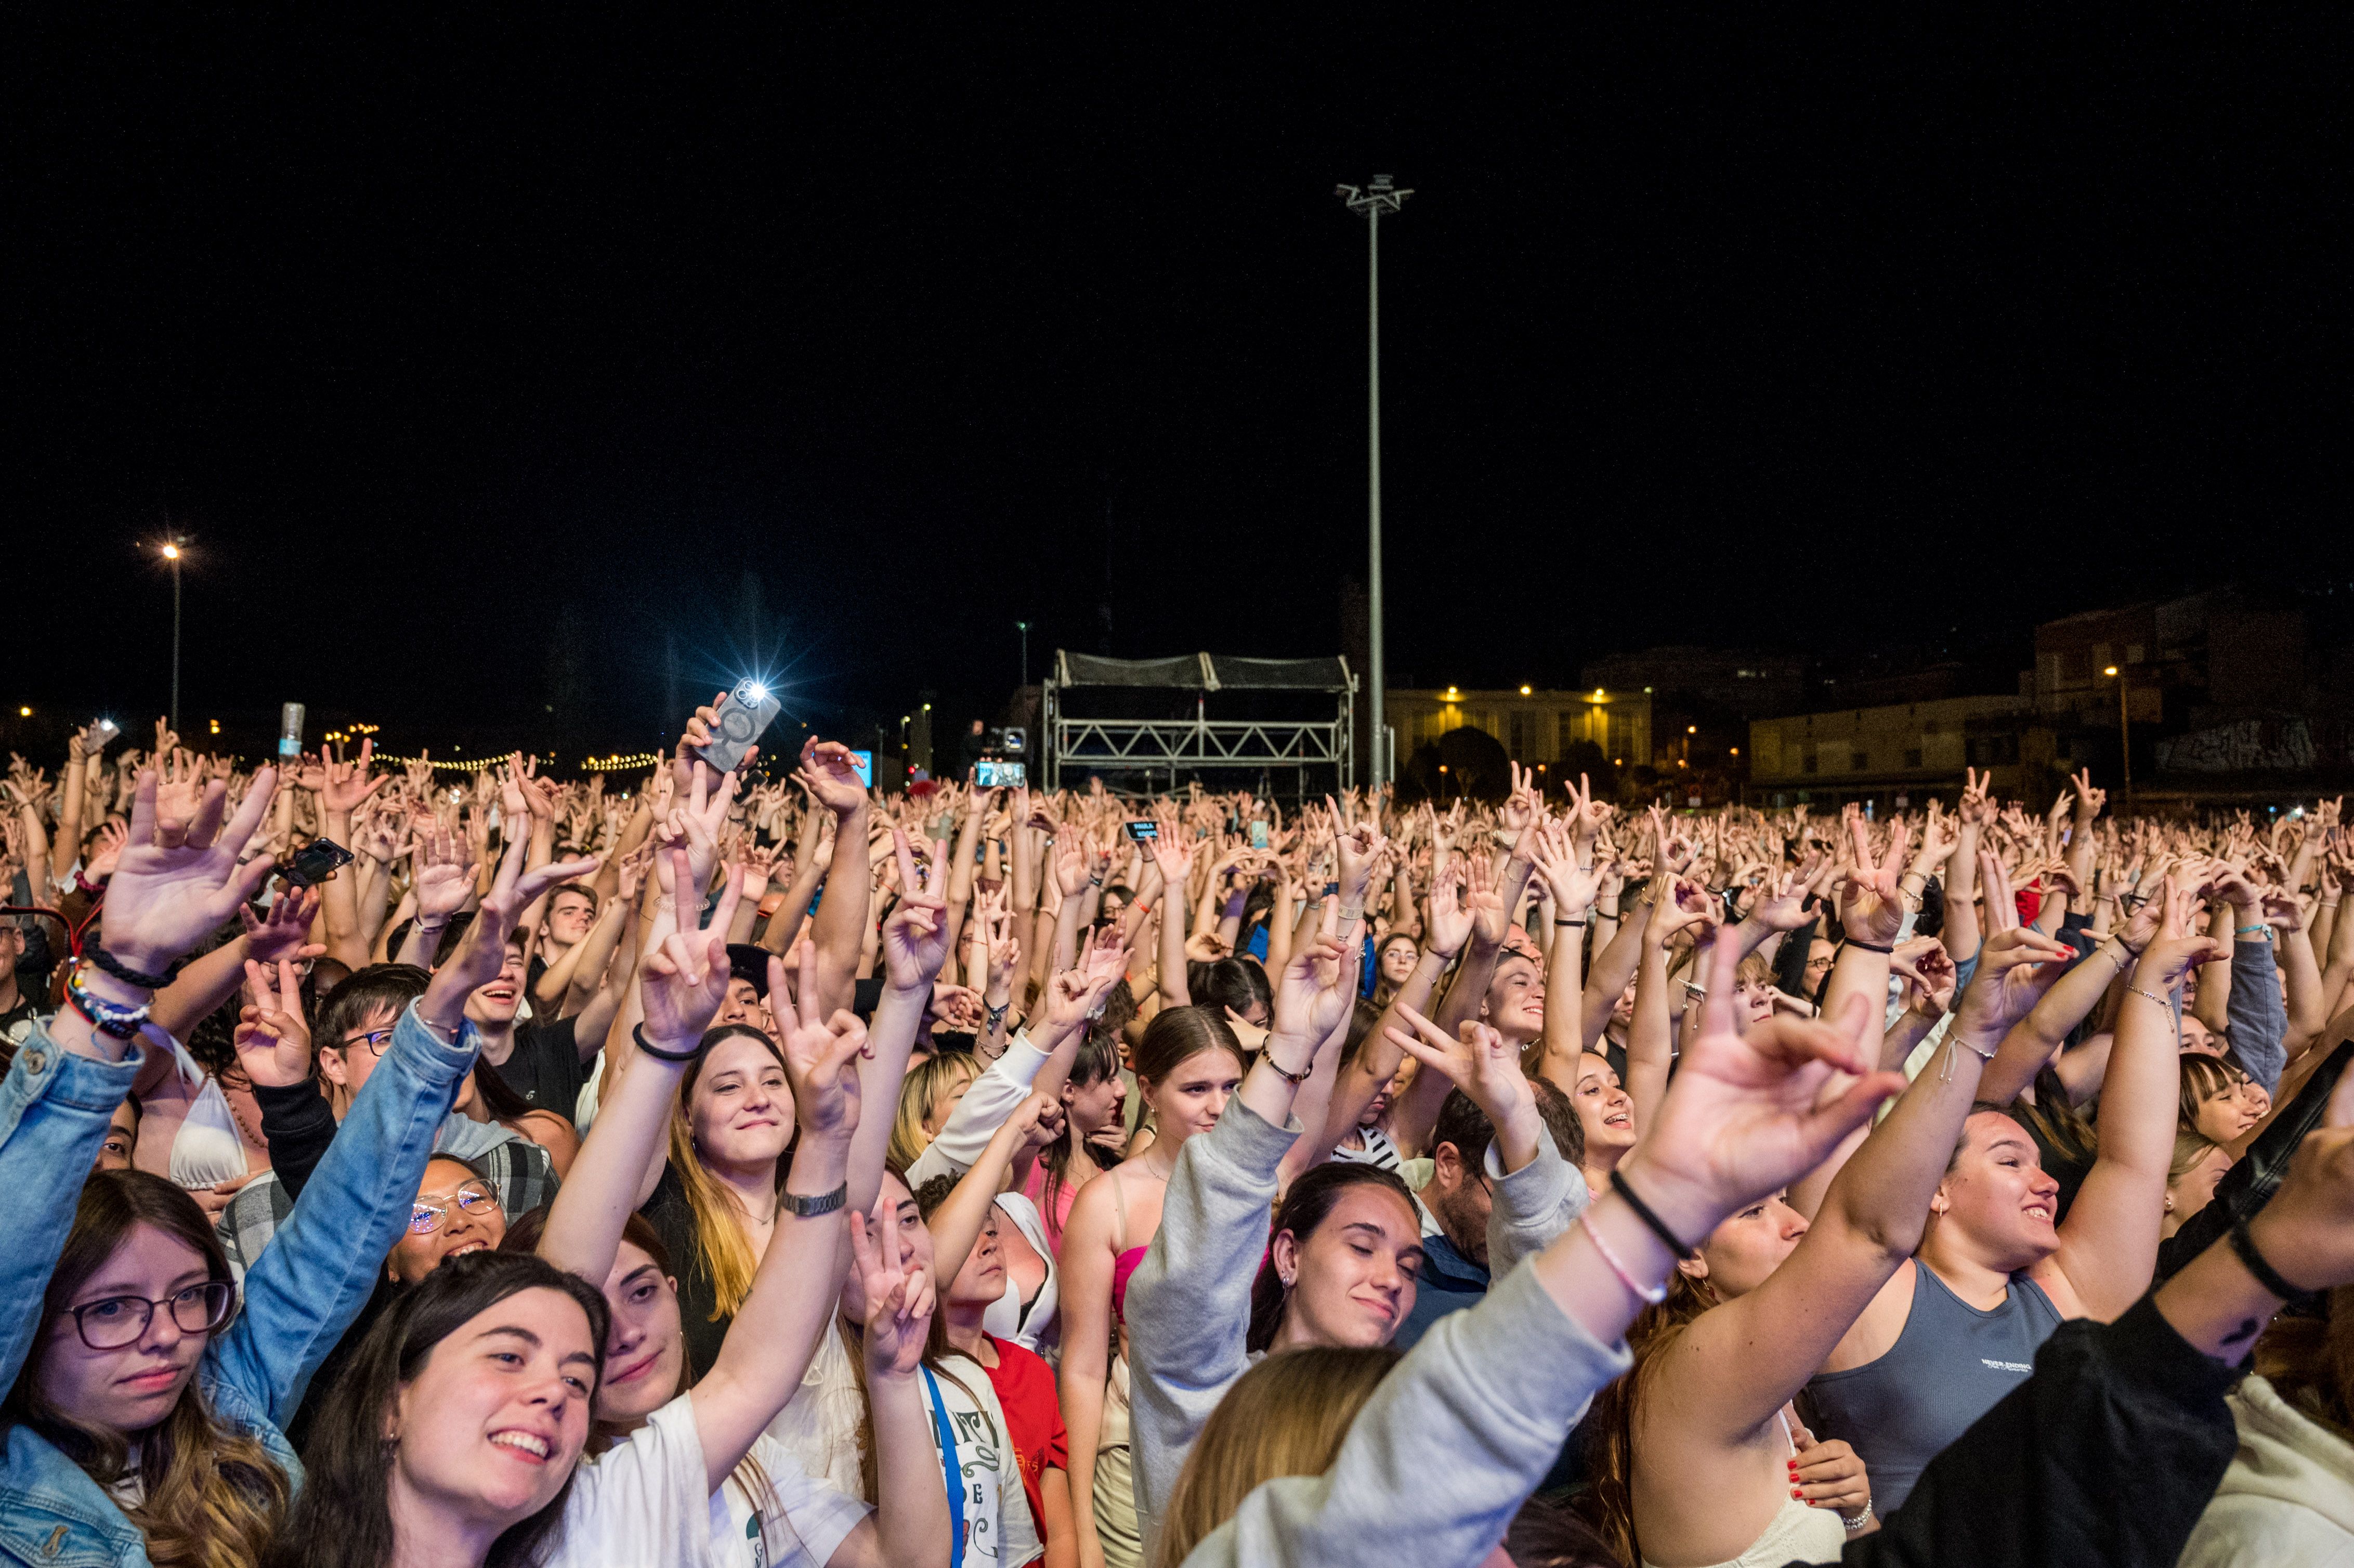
[2226,937,2287,1095]
[0,1025,140,1394]
[210,1000,474,1425]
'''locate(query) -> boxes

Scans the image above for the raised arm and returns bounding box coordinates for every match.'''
[2054,883,2225,1321]
[536,860,739,1283]
[1525,819,1598,1084]
[690,942,871,1494]
[1662,932,2061,1446]
[798,737,874,1017]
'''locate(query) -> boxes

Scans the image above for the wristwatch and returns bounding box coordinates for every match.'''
[778,1182,850,1219]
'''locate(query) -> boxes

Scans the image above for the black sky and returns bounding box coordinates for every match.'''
[8,13,2349,761]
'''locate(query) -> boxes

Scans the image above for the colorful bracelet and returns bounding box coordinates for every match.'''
[66,971,151,1040]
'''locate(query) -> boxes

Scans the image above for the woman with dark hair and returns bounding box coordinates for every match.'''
[1022,1026,1129,1253]
[266,1251,610,1568]
[0,764,581,1566]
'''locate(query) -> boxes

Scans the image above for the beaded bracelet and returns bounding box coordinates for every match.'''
[67,971,151,1040]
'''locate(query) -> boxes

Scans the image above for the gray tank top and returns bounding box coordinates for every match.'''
[1803,1261,2063,1515]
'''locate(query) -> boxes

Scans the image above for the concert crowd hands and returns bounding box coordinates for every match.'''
[11,706,2354,1568]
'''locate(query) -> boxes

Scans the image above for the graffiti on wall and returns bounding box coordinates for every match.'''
[2155,717,2318,774]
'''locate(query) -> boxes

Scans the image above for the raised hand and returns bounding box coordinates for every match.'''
[1890,936,1958,1016]
[100,766,280,976]
[1838,809,1911,947]
[794,737,869,818]
[879,828,952,992]
[412,820,480,923]
[318,739,387,817]
[1385,1004,1536,1139]
[639,858,744,1048]
[423,827,598,1033]
[1528,819,1600,919]
[772,940,871,1139]
[233,957,313,1088]
[851,1191,936,1379]
[238,884,325,966]
[1425,864,1474,958]
[1951,924,2076,1041]
[1270,905,1358,1049]
[1617,930,1905,1242]
[2137,882,2230,990]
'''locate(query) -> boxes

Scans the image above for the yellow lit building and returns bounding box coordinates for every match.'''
[1386,685,1652,769]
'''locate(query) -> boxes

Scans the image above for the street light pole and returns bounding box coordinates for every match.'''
[1016,621,1030,688]
[2105,665,2131,816]
[162,539,185,734]
[1336,175,1411,788]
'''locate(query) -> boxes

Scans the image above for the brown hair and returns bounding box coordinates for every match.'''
[2178,1052,2245,1131]
[668,1025,794,1321]
[2256,1287,2354,1442]
[1577,1271,1717,1565]
[1133,1004,1243,1086]
[1153,1345,1401,1568]
[3,1170,290,1568]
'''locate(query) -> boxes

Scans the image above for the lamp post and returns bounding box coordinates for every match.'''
[2105,665,2131,815]
[161,538,186,734]
[1016,621,1030,689]
[1336,174,1411,788]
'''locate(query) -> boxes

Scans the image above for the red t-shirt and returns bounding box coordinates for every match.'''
[984,1335,1068,1555]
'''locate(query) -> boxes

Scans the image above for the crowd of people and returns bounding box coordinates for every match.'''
[6,707,2354,1567]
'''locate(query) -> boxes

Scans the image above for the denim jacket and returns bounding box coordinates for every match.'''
[0,1002,475,1567]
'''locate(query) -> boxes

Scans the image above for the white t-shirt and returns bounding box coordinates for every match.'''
[712,1433,871,1568]
[927,1356,1034,1567]
[546,1395,710,1567]
[547,1393,872,1568]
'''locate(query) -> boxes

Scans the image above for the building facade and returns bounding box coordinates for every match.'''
[1389,685,1653,772]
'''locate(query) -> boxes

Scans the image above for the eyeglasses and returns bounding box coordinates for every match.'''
[410,1185,501,1236]
[65,1282,236,1350]
[341,1027,396,1055]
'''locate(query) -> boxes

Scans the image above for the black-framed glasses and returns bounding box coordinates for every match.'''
[410,1184,501,1236]
[66,1282,235,1349]
[341,1027,396,1055]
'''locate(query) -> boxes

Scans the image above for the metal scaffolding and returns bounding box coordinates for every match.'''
[1042,651,1356,796]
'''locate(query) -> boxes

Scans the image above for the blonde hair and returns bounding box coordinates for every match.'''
[1153,1347,1400,1568]
[888,1051,979,1170]
[669,1026,793,1320]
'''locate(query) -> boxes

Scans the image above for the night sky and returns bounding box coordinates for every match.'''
[9,14,2347,764]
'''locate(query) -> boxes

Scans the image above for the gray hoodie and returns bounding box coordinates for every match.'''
[1178,1260,1631,1567]
[1124,1096,1589,1558]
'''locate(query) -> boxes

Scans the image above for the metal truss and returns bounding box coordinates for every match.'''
[1043,694,1355,794]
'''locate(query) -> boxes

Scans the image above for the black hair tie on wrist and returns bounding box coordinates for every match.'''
[1555,917,1586,928]
[1611,1169,1698,1260]
[634,1023,707,1064]
[2230,1217,2316,1305]
[87,946,186,990]
[1842,937,1894,955]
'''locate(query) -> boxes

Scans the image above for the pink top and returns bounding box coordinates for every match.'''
[1110,1246,1148,1326]
[1021,1160,1083,1255]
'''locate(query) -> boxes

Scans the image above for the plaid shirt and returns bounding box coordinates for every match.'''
[216,1132,559,1282]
